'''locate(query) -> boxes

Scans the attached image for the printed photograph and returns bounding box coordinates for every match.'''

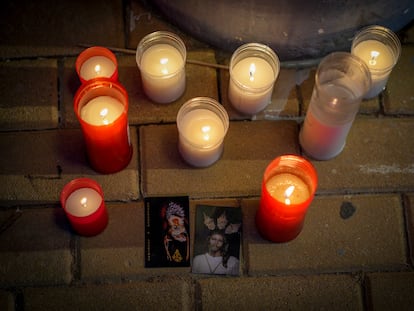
[145,196,190,268]
[192,205,242,275]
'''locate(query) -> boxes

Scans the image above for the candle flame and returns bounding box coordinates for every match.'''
[201,125,211,141]
[369,50,380,66]
[160,58,169,75]
[94,64,101,74]
[249,63,256,81]
[284,185,295,205]
[80,197,88,208]
[100,108,109,125]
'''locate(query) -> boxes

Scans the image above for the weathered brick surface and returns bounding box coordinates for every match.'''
[140,120,299,198]
[0,129,139,204]
[198,274,363,311]
[366,272,414,311]
[244,194,407,274]
[405,194,414,265]
[0,59,58,130]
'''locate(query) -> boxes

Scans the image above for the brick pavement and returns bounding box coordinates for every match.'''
[0,1,413,310]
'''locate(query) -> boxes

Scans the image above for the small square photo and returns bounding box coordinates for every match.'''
[192,205,242,276]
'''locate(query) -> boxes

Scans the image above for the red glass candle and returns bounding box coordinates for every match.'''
[76,46,118,84]
[256,155,318,242]
[74,78,133,174]
[60,178,108,236]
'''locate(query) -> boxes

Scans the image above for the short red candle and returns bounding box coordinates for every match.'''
[60,178,108,236]
[74,78,133,174]
[256,154,318,242]
[76,46,118,84]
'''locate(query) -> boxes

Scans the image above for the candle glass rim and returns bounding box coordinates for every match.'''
[229,42,280,92]
[262,154,318,204]
[136,30,187,78]
[351,25,401,73]
[176,97,229,149]
[315,52,372,103]
[75,46,118,82]
[73,78,128,127]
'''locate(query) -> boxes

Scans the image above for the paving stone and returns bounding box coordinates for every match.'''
[404,193,414,265]
[198,274,363,311]
[0,290,15,311]
[310,117,414,194]
[140,120,299,198]
[24,279,193,311]
[0,207,72,286]
[243,194,407,274]
[0,59,58,130]
[384,44,414,115]
[0,0,124,49]
[0,129,139,205]
[366,272,414,311]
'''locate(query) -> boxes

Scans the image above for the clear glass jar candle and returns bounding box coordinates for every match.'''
[228,43,280,115]
[351,25,401,99]
[299,52,371,160]
[136,31,187,104]
[177,97,229,167]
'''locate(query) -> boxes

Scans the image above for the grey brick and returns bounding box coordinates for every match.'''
[0,59,58,130]
[24,279,193,311]
[140,120,299,198]
[384,44,414,115]
[198,274,363,311]
[0,208,72,286]
[311,117,414,194]
[0,129,139,205]
[366,272,414,311]
[244,194,407,274]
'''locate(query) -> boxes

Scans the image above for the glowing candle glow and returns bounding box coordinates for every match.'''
[256,155,317,243]
[228,43,280,115]
[177,97,229,167]
[60,178,108,236]
[136,31,186,104]
[76,47,118,84]
[74,79,132,174]
[351,25,401,99]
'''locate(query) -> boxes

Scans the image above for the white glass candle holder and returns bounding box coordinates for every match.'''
[228,43,280,115]
[177,97,229,168]
[136,31,187,104]
[299,52,371,160]
[351,25,401,99]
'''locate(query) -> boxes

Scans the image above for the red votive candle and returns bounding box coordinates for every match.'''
[256,154,318,242]
[74,78,132,174]
[76,46,118,84]
[60,178,108,236]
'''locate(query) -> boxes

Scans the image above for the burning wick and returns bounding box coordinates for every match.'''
[284,185,295,205]
[94,64,101,75]
[249,63,256,81]
[201,125,211,141]
[369,50,380,66]
[80,197,88,208]
[100,108,109,125]
[160,57,169,75]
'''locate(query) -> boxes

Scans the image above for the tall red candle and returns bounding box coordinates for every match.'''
[76,46,118,84]
[74,78,133,174]
[256,155,317,242]
[60,178,108,236]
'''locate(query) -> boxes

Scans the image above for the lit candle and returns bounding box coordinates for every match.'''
[177,97,229,167]
[351,25,401,99]
[136,31,186,104]
[256,155,317,243]
[76,46,118,84]
[228,43,279,115]
[74,79,132,174]
[60,178,108,236]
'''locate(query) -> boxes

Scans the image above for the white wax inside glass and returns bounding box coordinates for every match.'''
[352,40,395,98]
[266,173,310,205]
[79,56,116,80]
[229,57,275,114]
[80,96,124,126]
[178,109,225,167]
[65,187,102,217]
[140,44,185,103]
